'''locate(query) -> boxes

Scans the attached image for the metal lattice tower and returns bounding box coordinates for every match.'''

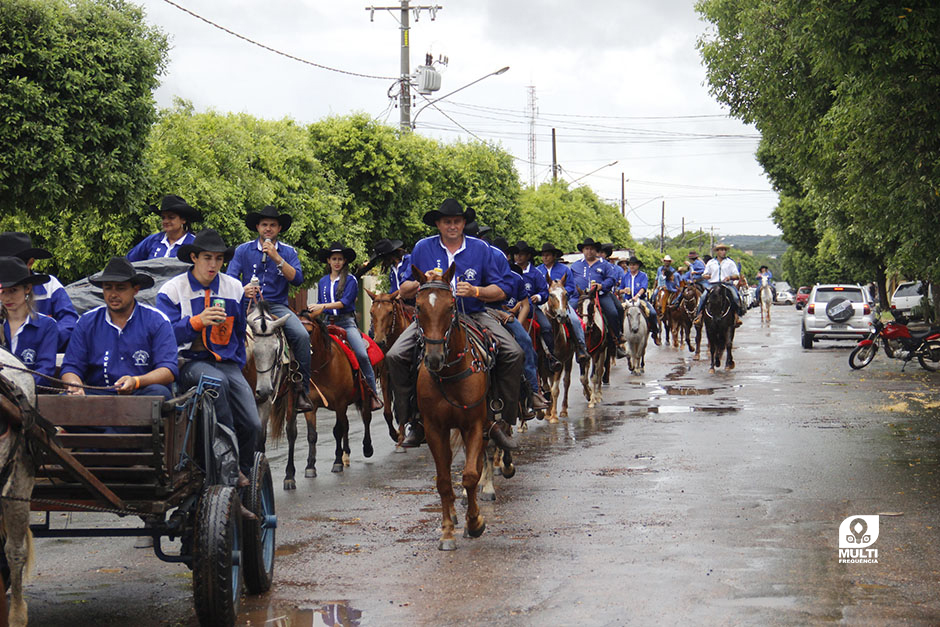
[526,85,537,187]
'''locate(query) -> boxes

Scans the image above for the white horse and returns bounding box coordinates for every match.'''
[623,301,649,374]
[759,275,773,323]
[0,348,37,627]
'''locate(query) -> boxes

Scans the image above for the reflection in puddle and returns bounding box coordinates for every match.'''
[663,385,716,396]
[241,601,363,626]
[647,406,741,415]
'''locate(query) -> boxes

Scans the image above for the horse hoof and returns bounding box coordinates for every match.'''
[548,416,558,424]
[283,479,297,490]
[394,445,407,454]
[560,411,568,418]
[363,443,374,458]
[331,464,343,473]
[439,538,457,551]
[465,520,486,538]
[342,454,350,467]
[480,491,496,502]
[518,422,528,433]
[727,362,735,370]
[708,367,716,374]
[304,468,317,478]
[501,463,516,479]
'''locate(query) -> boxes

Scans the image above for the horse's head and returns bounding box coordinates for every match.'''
[547,277,569,322]
[414,263,457,374]
[625,302,645,335]
[247,302,290,403]
[368,289,400,351]
[576,284,601,329]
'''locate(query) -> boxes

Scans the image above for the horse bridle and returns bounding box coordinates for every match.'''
[704,284,733,320]
[415,281,462,368]
[249,313,288,376]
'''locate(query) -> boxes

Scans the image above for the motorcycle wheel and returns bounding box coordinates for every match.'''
[917,340,940,372]
[849,343,877,369]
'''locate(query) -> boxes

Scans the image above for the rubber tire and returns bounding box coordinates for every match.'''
[826,297,854,322]
[801,327,814,349]
[918,340,940,372]
[242,453,276,595]
[849,343,877,369]
[193,485,242,627]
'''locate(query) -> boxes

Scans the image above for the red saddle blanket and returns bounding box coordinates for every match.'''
[327,325,384,370]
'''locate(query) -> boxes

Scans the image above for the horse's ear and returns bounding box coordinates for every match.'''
[576,286,583,296]
[365,289,377,300]
[559,273,567,286]
[272,314,291,329]
[443,263,456,284]
[389,289,400,300]
[411,264,426,285]
[510,301,522,315]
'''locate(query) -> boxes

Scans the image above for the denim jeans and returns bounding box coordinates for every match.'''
[331,314,377,394]
[266,302,311,394]
[506,318,539,393]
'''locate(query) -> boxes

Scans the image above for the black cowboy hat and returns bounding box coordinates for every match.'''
[368,238,404,264]
[508,240,537,257]
[0,256,50,289]
[318,241,357,264]
[246,205,293,234]
[758,265,769,271]
[601,242,616,255]
[625,256,643,267]
[539,242,563,257]
[576,237,602,252]
[89,256,155,289]
[464,221,492,237]
[152,194,202,223]
[491,237,511,255]
[0,232,52,261]
[177,229,236,263]
[422,198,476,227]
[687,250,699,259]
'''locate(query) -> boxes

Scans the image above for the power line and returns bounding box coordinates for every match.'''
[161,0,396,81]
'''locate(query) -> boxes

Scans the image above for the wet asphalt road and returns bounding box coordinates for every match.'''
[26,306,940,625]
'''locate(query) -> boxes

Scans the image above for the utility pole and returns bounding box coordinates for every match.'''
[366,2,442,132]
[681,216,685,238]
[660,200,665,253]
[621,173,625,217]
[527,86,537,188]
[551,128,558,182]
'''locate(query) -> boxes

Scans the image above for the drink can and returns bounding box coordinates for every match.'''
[211,297,226,309]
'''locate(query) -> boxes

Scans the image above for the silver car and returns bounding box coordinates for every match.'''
[801,284,874,349]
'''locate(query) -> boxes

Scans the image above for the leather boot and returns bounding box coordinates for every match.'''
[548,355,563,373]
[487,420,517,451]
[295,388,314,413]
[401,419,425,448]
[532,389,549,411]
[616,344,628,359]
[734,313,743,328]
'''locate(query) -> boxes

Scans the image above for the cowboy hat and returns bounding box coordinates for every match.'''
[626,256,643,267]
[687,250,699,259]
[422,198,476,227]
[246,205,293,233]
[539,242,563,257]
[662,254,673,262]
[508,240,537,257]
[491,237,511,255]
[0,256,50,289]
[601,242,615,255]
[89,256,155,289]
[318,241,357,263]
[153,195,202,223]
[576,237,602,252]
[0,232,52,261]
[714,242,730,250]
[368,238,404,264]
[464,221,491,237]
[177,229,236,263]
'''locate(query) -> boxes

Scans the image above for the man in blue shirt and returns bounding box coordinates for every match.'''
[157,229,262,479]
[361,238,414,306]
[126,195,200,262]
[228,206,313,413]
[620,257,660,345]
[509,240,561,373]
[755,265,776,305]
[672,250,706,307]
[62,257,177,399]
[0,232,79,350]
[535,242,589,363]
[569,238,627,358]
[386,198,523,450]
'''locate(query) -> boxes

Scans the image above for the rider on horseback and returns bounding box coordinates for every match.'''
[570,238,628,359]
[654,255,678,301]
[386,199,524,450]
[693,243,746,327]
[756,265,776,306]
[671,250,706,307]
[361,238,414,304]
[509,240,563,374]
[535,242,589,363]
[619,257,661,345]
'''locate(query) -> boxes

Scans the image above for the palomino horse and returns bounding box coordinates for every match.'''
[243,301,297,489]
[759,275,773,323]
[672,282,703,358]
[654,287,673,346]
[702,284,737,373]
[543,277,575,422]
[413,265,488,551]
[576,285,608,408]
[271,312,373,478]
[366,289,411,446]
[623,300,649,374]
[0,349,37,627]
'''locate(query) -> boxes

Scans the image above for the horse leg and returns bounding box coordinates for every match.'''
[380,367,397,443]
[284,411,298,489]
[3,464,33,627]
[361,402,374,459]
[332,408,348,473]
[547,372,559,423]
[726,331,735,370]
[479,439,496,501]
[462,421,486,538]
[580,358,592,401]
[426,422,458,550]
[303,409,318,478]
[561,362,571,418]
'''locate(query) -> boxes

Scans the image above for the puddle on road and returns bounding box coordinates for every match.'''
[646,406,741,415]
[240,601,363,626]
[663,385,716,396]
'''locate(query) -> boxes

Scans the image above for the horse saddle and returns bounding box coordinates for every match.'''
[458,314,498,373]
[327,326,384,371]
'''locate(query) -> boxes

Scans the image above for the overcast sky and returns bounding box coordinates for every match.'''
[139,0,780,241]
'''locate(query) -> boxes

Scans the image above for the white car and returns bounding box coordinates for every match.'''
[891,281,932,317]
[801,284,874,349]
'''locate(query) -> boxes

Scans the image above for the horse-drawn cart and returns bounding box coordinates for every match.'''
[0,371,276,626]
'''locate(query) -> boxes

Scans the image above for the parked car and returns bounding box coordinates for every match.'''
[801,284,874,349]
[795,286,811,310]
[891,281,933,318]
[774,281,794,305]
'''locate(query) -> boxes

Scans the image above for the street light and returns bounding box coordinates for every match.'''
[412,66,510,128]
[571,160,619,184]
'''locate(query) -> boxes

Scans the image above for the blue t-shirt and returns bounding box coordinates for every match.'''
[227,239,304,307]
[61,303,179,388]
[318,273,359,316]
[569,258,615,294]
[536,262,577,300]
[31,274,78,350]
[685,258,706,283]
[127,231,196,262]
[620,270,649,299]
[389,254,412,293]
[3,313,58,386]
[518,263,549,304]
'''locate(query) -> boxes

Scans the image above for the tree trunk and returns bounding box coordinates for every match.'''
[875,264,889,312]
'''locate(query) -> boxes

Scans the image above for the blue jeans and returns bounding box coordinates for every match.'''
[506,318,539,393]
[266,302,311,394]
[696,283,742,315]
[599,292,623,338]
[566,304,587,349]
[332,315,377,394]
[182,360,261,474]
[531,305,554,355]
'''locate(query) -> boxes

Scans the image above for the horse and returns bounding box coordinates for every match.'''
[543,277,575,422]
[0,349,37,627]
[759,275,773,323]
[413,264,489,551]
[702,284,737,373]
[672,282,703,358]
[366,289,411,447]
[576,285,608,408]
[623,300,649,374]
[654,287,673,346]
[242,301,297,489]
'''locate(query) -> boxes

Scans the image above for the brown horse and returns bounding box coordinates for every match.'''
[654,287,673,346]
[672,282,704,358]
[414,265,488,551]
[269,311,373,478]
[366,289,412,446]
[544,277,575,422]
[576,285,608,408]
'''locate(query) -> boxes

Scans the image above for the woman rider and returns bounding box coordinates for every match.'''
[0,256,58,388]
[127,195,201,262]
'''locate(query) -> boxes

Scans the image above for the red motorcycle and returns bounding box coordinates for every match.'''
[849,316,940,371]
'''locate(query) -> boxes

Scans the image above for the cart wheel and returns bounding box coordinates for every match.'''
[193,485,242,627]
[242,452,276,594]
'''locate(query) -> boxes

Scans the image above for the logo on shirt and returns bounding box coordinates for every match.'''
[20,349,36,366]
[525,281,533,292]
[132,350,151,367]
[464,268,478,282]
